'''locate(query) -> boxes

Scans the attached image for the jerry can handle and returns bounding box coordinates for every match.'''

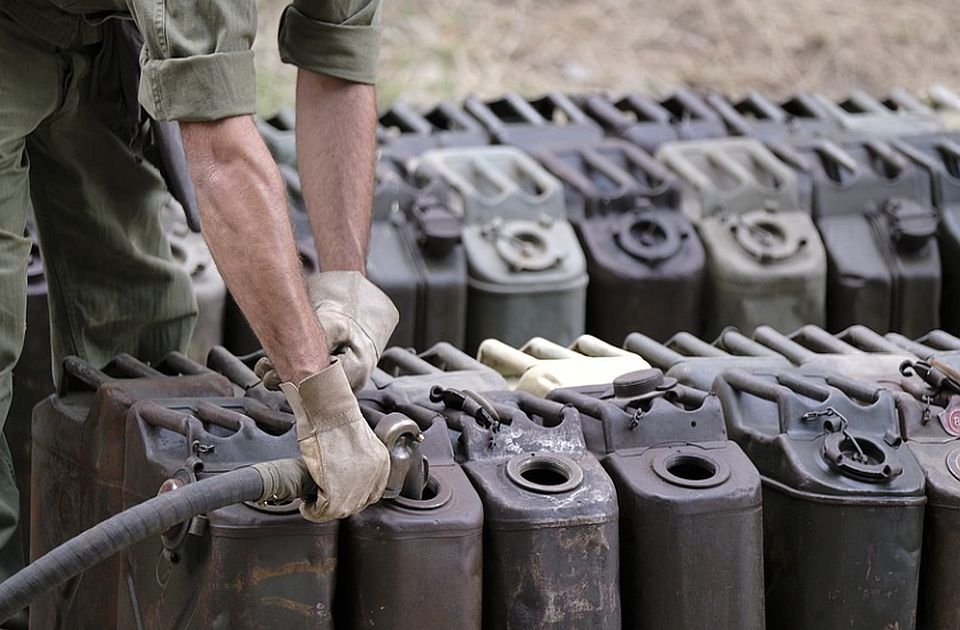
[864,139,908,179]
[812,140,860,182]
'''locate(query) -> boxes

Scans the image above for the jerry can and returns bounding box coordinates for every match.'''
[883,329,960,361]
[793,137,941,336]
[368,196,468,349]
[705,91,839,140]
[438,390,620,629]
[462,92,602,151]
[378,100,488,157]
[657,89,729,142]
[340,411,483,630]
[749,324,915,380]
[475,336,649,396]
[6,223,52,561]
[714,369,926,630]
[117,398,338,630]
[813,90,944,138]
[657,138,827,336]
[623,330,790,390]
[578,92,680,154]
[161,203,227,361]
[417,147,588,350]
[536,140,705,341]
[927,85,960,131]
[893,133,960,334]
[30,355,235,630]
[549,370,764,629]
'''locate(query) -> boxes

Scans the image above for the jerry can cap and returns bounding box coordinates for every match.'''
[614,208,684,264]
[613,369,666,398]
[883,198,938,252]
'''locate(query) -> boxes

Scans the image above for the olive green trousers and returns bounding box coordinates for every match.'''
[0,11,196,580]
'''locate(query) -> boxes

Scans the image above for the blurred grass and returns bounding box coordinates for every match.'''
[254,0,960,115]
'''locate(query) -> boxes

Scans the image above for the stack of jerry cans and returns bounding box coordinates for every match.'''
[812,90,944,138]
[475,335,649,396]
[462,92,603,152]
[378,100,489,158]
[549,369,764,629]
[368,156,468,349]
[789,137,941,336]
[118,399,339,629]
[657,137,827,336]
[437,389,620,629]
[535,140,706,341]
[714,368,926,630]
[338,407,484,630]
[892,132,960,333]
[415,146,588,351]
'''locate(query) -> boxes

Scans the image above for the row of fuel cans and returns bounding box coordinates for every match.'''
[243,87,960,358]
[22,323,960,629]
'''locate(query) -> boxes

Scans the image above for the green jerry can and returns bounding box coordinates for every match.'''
[416,147,588,351]
[436,389,620,629]
[893,132,960,334]
[29,354,236,630]
[535,140,706,342]
[378,100,489,158]
[790,137,941,336]
[812,90,944,138]
[657,137,827,337]
[623,330,791,390]
[714,369,926,630]
[340,408,483,630]
[549,370,764,630]
[462,92,603,152]
[117,399,338,630]
[475,335,649,396]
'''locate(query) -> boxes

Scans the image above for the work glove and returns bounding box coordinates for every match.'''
[256,271,398,393]
[279,360,390,523]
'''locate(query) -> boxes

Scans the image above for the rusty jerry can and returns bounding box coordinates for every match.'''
[475,335,649,396]
[714,368,926,630]
[623,330,792,391]
[368,156,467,349]
[812,90,944,139]
[117,398,337,630]
[790,137,941,336]
[436,389,620,629]
[378,100,489,158]
[657,137,827,336]
[549,369,764,629]
[462,92,603,152]
[893,132,960,334]
[29,354,236,630]
[6,223,52,562]
[339,409,483,630]
[535,140,706,341]
[415,146,588,351]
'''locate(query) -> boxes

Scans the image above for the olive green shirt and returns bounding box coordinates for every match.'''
[0,0,383,121]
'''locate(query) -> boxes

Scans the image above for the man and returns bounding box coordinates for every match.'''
[0,0,397,587]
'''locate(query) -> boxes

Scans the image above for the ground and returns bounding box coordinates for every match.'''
[254,0,960,115]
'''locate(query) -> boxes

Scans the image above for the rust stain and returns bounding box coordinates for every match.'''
[260,596,315,617]
[230,557,336,590]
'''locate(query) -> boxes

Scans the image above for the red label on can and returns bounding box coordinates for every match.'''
[939,406,960,437]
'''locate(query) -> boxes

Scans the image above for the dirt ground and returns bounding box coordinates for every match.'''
[254,0,960,114]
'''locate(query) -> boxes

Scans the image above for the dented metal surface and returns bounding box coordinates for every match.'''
[441,390,620,629]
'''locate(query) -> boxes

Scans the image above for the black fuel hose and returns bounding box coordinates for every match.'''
[0,458,311,624]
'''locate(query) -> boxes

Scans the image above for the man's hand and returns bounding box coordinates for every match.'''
[280,360,390,522]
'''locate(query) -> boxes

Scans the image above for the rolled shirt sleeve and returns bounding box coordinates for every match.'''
[278,0,383,85]
[126,0,257,121]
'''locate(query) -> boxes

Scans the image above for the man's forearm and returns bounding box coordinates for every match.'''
[296,70,378,273]
[181,117,329,384]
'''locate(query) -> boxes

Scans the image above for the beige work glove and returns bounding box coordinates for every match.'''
[255,271,399,393]
[280,360,390,523]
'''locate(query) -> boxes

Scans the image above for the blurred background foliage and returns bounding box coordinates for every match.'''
[254,0,960,115]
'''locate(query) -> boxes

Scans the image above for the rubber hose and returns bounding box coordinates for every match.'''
[0,464,274,623]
